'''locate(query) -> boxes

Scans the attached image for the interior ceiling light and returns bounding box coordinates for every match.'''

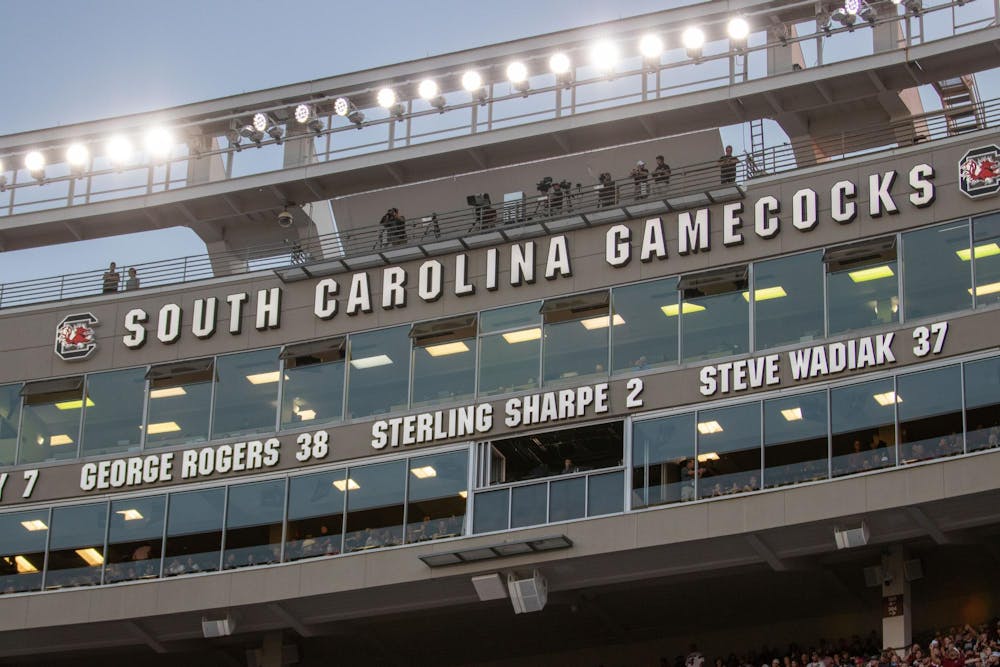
[638,33,664,59]
[697,421,723,435]
[144,127,174,160]
[333,478,360,492]
[660,302,706,317]
[848,265,894,283]
[682,26,706,59]
[727,17,751,42]
[781,407,803,422]
[66,143,89,169]
[501,327,541,344]
[589,40,620,72]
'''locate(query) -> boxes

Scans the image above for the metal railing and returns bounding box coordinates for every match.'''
[2,95,999,310]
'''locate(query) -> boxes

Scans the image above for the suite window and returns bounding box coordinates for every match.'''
[510,483,547,529]
[46,502,108,589]
[587,471,624,516]
[764,391,828,488]
[679,267,749,362]
[406,450,468,543]
[105,495,165,583]
[224,479,285,569]
[285,469,346,561]
[280,338,345,430]
[548,476,585,522]
[964,357,1000,452]
[17,377,84,465]
[478,302,541,397]
[754,252,824,350]
[472,488,510,534]
[825,237,899,335]
[902,223,972,320]
[212,348,280,439]
[483,422,624,486]
[0,509,48,594]
[541,291,611,384]
[146,359,214,448]
[611,277,679,373]
[411,316,477,407]
[696,403,761,498]
[164,487,224,576]
[897,365,963,463]
[831,378,896,476]
[344,460,405,551]
[631,413,696,508]
[347,326,411,419]
[0,384,20,467]
[971,213,1000,307]
[80,368,146,458]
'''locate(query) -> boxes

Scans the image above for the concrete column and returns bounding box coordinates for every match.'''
[765,23,805,76]
[881,546,912,653]
[872,3,905,54]
[249,631,285,667]
[185,135,226,186]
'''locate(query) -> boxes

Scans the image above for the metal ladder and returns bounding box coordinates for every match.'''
[745,118,768,178]
[933,75,984,135]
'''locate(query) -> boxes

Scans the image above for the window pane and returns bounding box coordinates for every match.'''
[588,471,624,516]
[146,371,212,448]
[764,391,828,488]
[831,378,896,476]
[224,479,285,569]
[18,385,82,465]
[486,422,623,485]
[898,365,963,464]
[972,213,1000,306]
[281,360,344,429]
[412,338,476,407]
[682,291,748,362]
[478,333,539,396]
[754,252,824,350]
[549,476,585,522]
[164,488,224,576]
[697,403,761,498]
[46,503,107,589]
[212,349,280,439]
[473,488,509,534]
[827,260,898,335]
[344,460,405,551]
[0,510,48,594]
[543,317,609,384]
[480,301,540,333]
[406,450,467,543]
[286,469,345,561]
[106,495,164,583]
[510,483,547,528]
[965,356,1000,453]
[0,384,20,466]
[81,368,145,457]
[903,223,971,320]
[347,326,411,419]
[632,413,696,508]
[611,278,679,373]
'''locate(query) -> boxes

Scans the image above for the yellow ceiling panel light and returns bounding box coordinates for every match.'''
[150,386,187,399]
[425,341,470,357]
[55,397,95,410]
[956,243,1000,261]
[696,421,723,435]
[661,303,706,317]
[75,548,104,566]
[410,465,437,479]
[333,478,360,492]
[742,286,787,302]
[580,314,625,330]
[502,328,542,344]
[781,407,803,421]
[246,371,281,384]
[20,519,48,532]
[848,265,894,283]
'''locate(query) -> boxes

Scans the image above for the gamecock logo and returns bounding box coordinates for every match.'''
[959,145,1000,199]
[54,313,99,361]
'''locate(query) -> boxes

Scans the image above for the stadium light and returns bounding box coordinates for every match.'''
[225,127,242,152]
[549,52,573,85]
[589,40,620,74]
[333,98,364,127]
[252,113,268,134]
[682,26,706,60]
[638,34,664,60]
[24,151,45,180]
[727,17,751,45]
[462,70,488,104]
[378,87,405,118]
[0,159,6,192]
[66,143,90,173]
[506,61,530,94]
[238,123,264,145]
[144,127,174,160]
[106,135,134,166]
[893,0,922,13]
[418,79,446,110]
[833,1,859,28]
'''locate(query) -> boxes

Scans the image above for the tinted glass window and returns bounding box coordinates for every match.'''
[902,223,971,320]
[472,488,509,534]
[286,469,346,560]
[898,365,963,463]
[281,359,344,429]
[164,488,224,576]
[965,356,1000,453]
[406,451,467,543]
[0,510,48,594]
[831,378,896,476]
[828,259,899,335]
[587,471,624,517]
[212,349,280,439]
[487,422,623,485]
[106,495,165,582]
[146,367,213,448]
[480,302,541,333]
[0,384,20,466]
[543,315,610,384]
[549,476,586,522]
[611,278,679,373]
[412,337,476,407]
[344,460,405,551]
[972,213,1000,307]
[478,332,540,396]
[681,289,748,362]
[632,413,696,508]
[18,384,83,465]
[754,252,824,350]
[347,326,411,419]
[46,503,107,589]
[224,479,285,569]
[696,403,761,498]
[81,368,145,457]
[764,391,828,488]
[510,483,547,528]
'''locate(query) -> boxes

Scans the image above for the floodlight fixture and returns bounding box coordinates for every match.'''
[226,127,242,152]
[589,39,619,73]
[0,159,5,191]
[238,124,264,145]
[106,135,134,166]
[833,1,859,27]
[334,97,364,126]
[66,143,90,173]
[638,33,664,60]
[378,87,405,118]
[858,1,877,23]
[682,26,706,59]
[548,52,573,85]
[507,61,530,94]
[267,124,284,143]
[144,127,174,160]
[817,8,833,33]
[24,151,45,180]
[295,103,313,124]
[727,17,751,44]
[893,0,922,12]
[418,78,446,110]
[462,70,488,104]
[252,113,268,134]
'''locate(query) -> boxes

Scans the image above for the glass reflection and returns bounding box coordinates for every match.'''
[754,252,824,350]
[281,353,344,430]
[146,362,213,448]
[18,382,83,465]
[681,289,748,362]
[543,314,610,385]
[0,384,20,467]
[46,503,107,589]
[106,495,165,582]
[212,349,280,439]
[406,451,467,543]
[965,357,1000,452]
[347,326,411,419]
[831,378,896,476]
[0,510,48,594]
[286,469,346,560]
[902,223,971,320]
[412,338,476,407]
[80,368,145,457]
[972,213,1000,307]
[478,333,539,396]
[164,488,224,576]
[696,403,761,498]
[224,480,285,569]
[344,460,405,551]
[764,392,828,487]
[898,366,963,463]
[611,278,679,373]
[631,413,696,507]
